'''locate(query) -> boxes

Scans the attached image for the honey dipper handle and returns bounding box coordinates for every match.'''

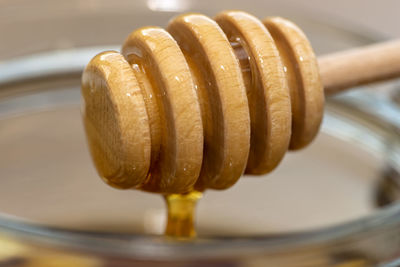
[318,39,400,95]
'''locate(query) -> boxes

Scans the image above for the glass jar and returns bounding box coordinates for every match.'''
[1,1,400,266]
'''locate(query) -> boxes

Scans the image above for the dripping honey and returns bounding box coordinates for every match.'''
[164,190,202,238]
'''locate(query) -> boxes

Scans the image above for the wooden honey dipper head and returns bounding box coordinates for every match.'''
[82,52,151,189]
[81,11,400,239]
[82,11,325,194]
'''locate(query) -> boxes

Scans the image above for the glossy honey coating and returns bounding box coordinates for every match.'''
[121,27,204,193]
[82,52,151,189]
[215,11,292,174]
[81,10,324,194]
[264,17,324,150]
[167,14,251,190]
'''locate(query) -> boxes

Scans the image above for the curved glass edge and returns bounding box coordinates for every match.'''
[0,51,400,263]
[0,46,118,84]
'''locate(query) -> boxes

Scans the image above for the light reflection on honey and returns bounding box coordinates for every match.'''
[164,190,203,238]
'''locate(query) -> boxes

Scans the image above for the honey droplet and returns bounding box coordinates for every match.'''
[164,190,203,238]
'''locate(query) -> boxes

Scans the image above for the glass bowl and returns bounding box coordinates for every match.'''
[1,1,400,266]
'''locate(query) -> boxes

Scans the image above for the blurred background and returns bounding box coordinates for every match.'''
[0,0,399,61]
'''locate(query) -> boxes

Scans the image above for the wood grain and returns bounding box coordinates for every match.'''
[122,27,204,194]
[81,51,151,189]
[82,11,400,194]
[319,40,400,94]
[168,14,250,190]
[264,17,325,151]
[215,11,291,175]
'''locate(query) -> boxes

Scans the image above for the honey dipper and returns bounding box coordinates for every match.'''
[81,11,400,237]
